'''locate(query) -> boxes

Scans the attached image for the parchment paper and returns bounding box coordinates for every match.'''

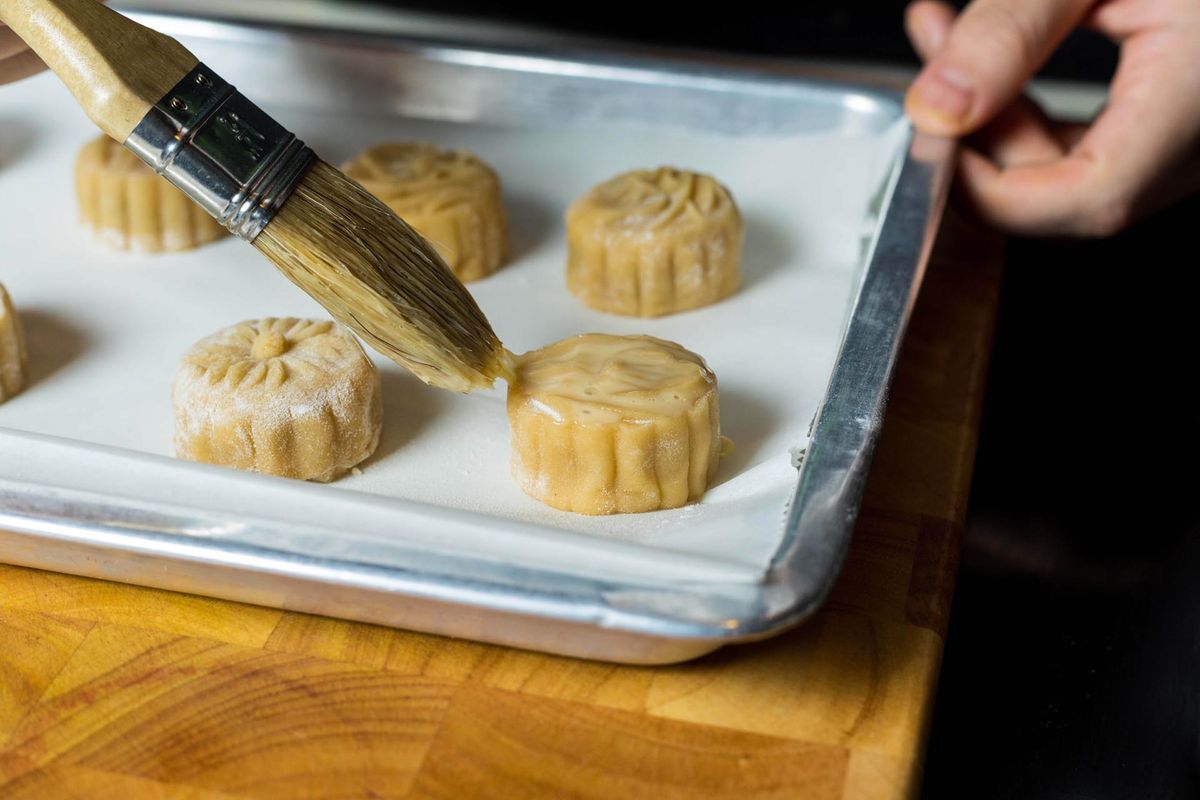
[0,73,906,584]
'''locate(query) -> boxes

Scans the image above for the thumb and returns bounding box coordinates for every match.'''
[904,0,1094,137]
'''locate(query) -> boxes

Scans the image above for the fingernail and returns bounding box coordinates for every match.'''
[908,65,975,129]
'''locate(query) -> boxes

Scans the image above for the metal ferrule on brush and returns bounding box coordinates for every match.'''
[125,64,315,242]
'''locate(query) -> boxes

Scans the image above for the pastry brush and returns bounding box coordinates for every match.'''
[0,0,507,392]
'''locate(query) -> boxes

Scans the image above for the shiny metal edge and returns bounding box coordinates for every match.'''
[0,501,729,665]
[764,131,956,627]
[126,63,316,241]
[0,13,955,664]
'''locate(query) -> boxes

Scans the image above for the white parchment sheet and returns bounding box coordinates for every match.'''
[0,73,906,584]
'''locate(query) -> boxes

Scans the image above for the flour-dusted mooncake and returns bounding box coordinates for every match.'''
[343,142,508,282]
[0,282,28,404]
[566,167,743,317]
[173,318,383,482]
[507,333,722,515]
[76,134,226,253]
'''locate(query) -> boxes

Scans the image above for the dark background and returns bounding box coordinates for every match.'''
[392,0,1119,80]
[382,2,1196,797]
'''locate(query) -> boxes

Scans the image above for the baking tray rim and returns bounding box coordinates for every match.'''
[0,12,956,663]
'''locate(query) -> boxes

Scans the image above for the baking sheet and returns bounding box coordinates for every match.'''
[0,55,905,585]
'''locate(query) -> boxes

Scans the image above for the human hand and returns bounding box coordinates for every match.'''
[0,23,43,85]
[905,0,1200,237]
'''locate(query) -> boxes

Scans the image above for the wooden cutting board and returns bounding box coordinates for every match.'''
[0,209,1003,800]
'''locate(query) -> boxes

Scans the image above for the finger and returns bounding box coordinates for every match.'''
[905,1,956,61]
[959,144,1200,237]
[906,12,1072,170]
[959,42,1200,240]
[969,95,1067,168]
[956,148,1103,235]
[953,97,1078,232]
[1064,19,1200,230]
[1086,0,1178,42]
[905,0,1095,137]
[0,48,45,86]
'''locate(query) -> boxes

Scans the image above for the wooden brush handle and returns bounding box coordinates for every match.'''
[0,0,195,140]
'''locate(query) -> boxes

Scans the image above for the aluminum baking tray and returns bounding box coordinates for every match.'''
[0,9,952,664]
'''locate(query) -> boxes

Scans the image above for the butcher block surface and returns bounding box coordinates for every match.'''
[0,210,1003,799]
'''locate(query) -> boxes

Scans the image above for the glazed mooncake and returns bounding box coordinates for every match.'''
[507,333,722,515]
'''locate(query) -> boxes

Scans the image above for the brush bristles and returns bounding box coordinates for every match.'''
[254,160,506,392]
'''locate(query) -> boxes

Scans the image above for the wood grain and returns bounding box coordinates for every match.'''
[0,609,92,745]
[4,623,456,798]
[408,684,850,800]
[0,764,239,800]
[0,565,282,647]
[0,210,1004,798]
[0,0,195,140]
